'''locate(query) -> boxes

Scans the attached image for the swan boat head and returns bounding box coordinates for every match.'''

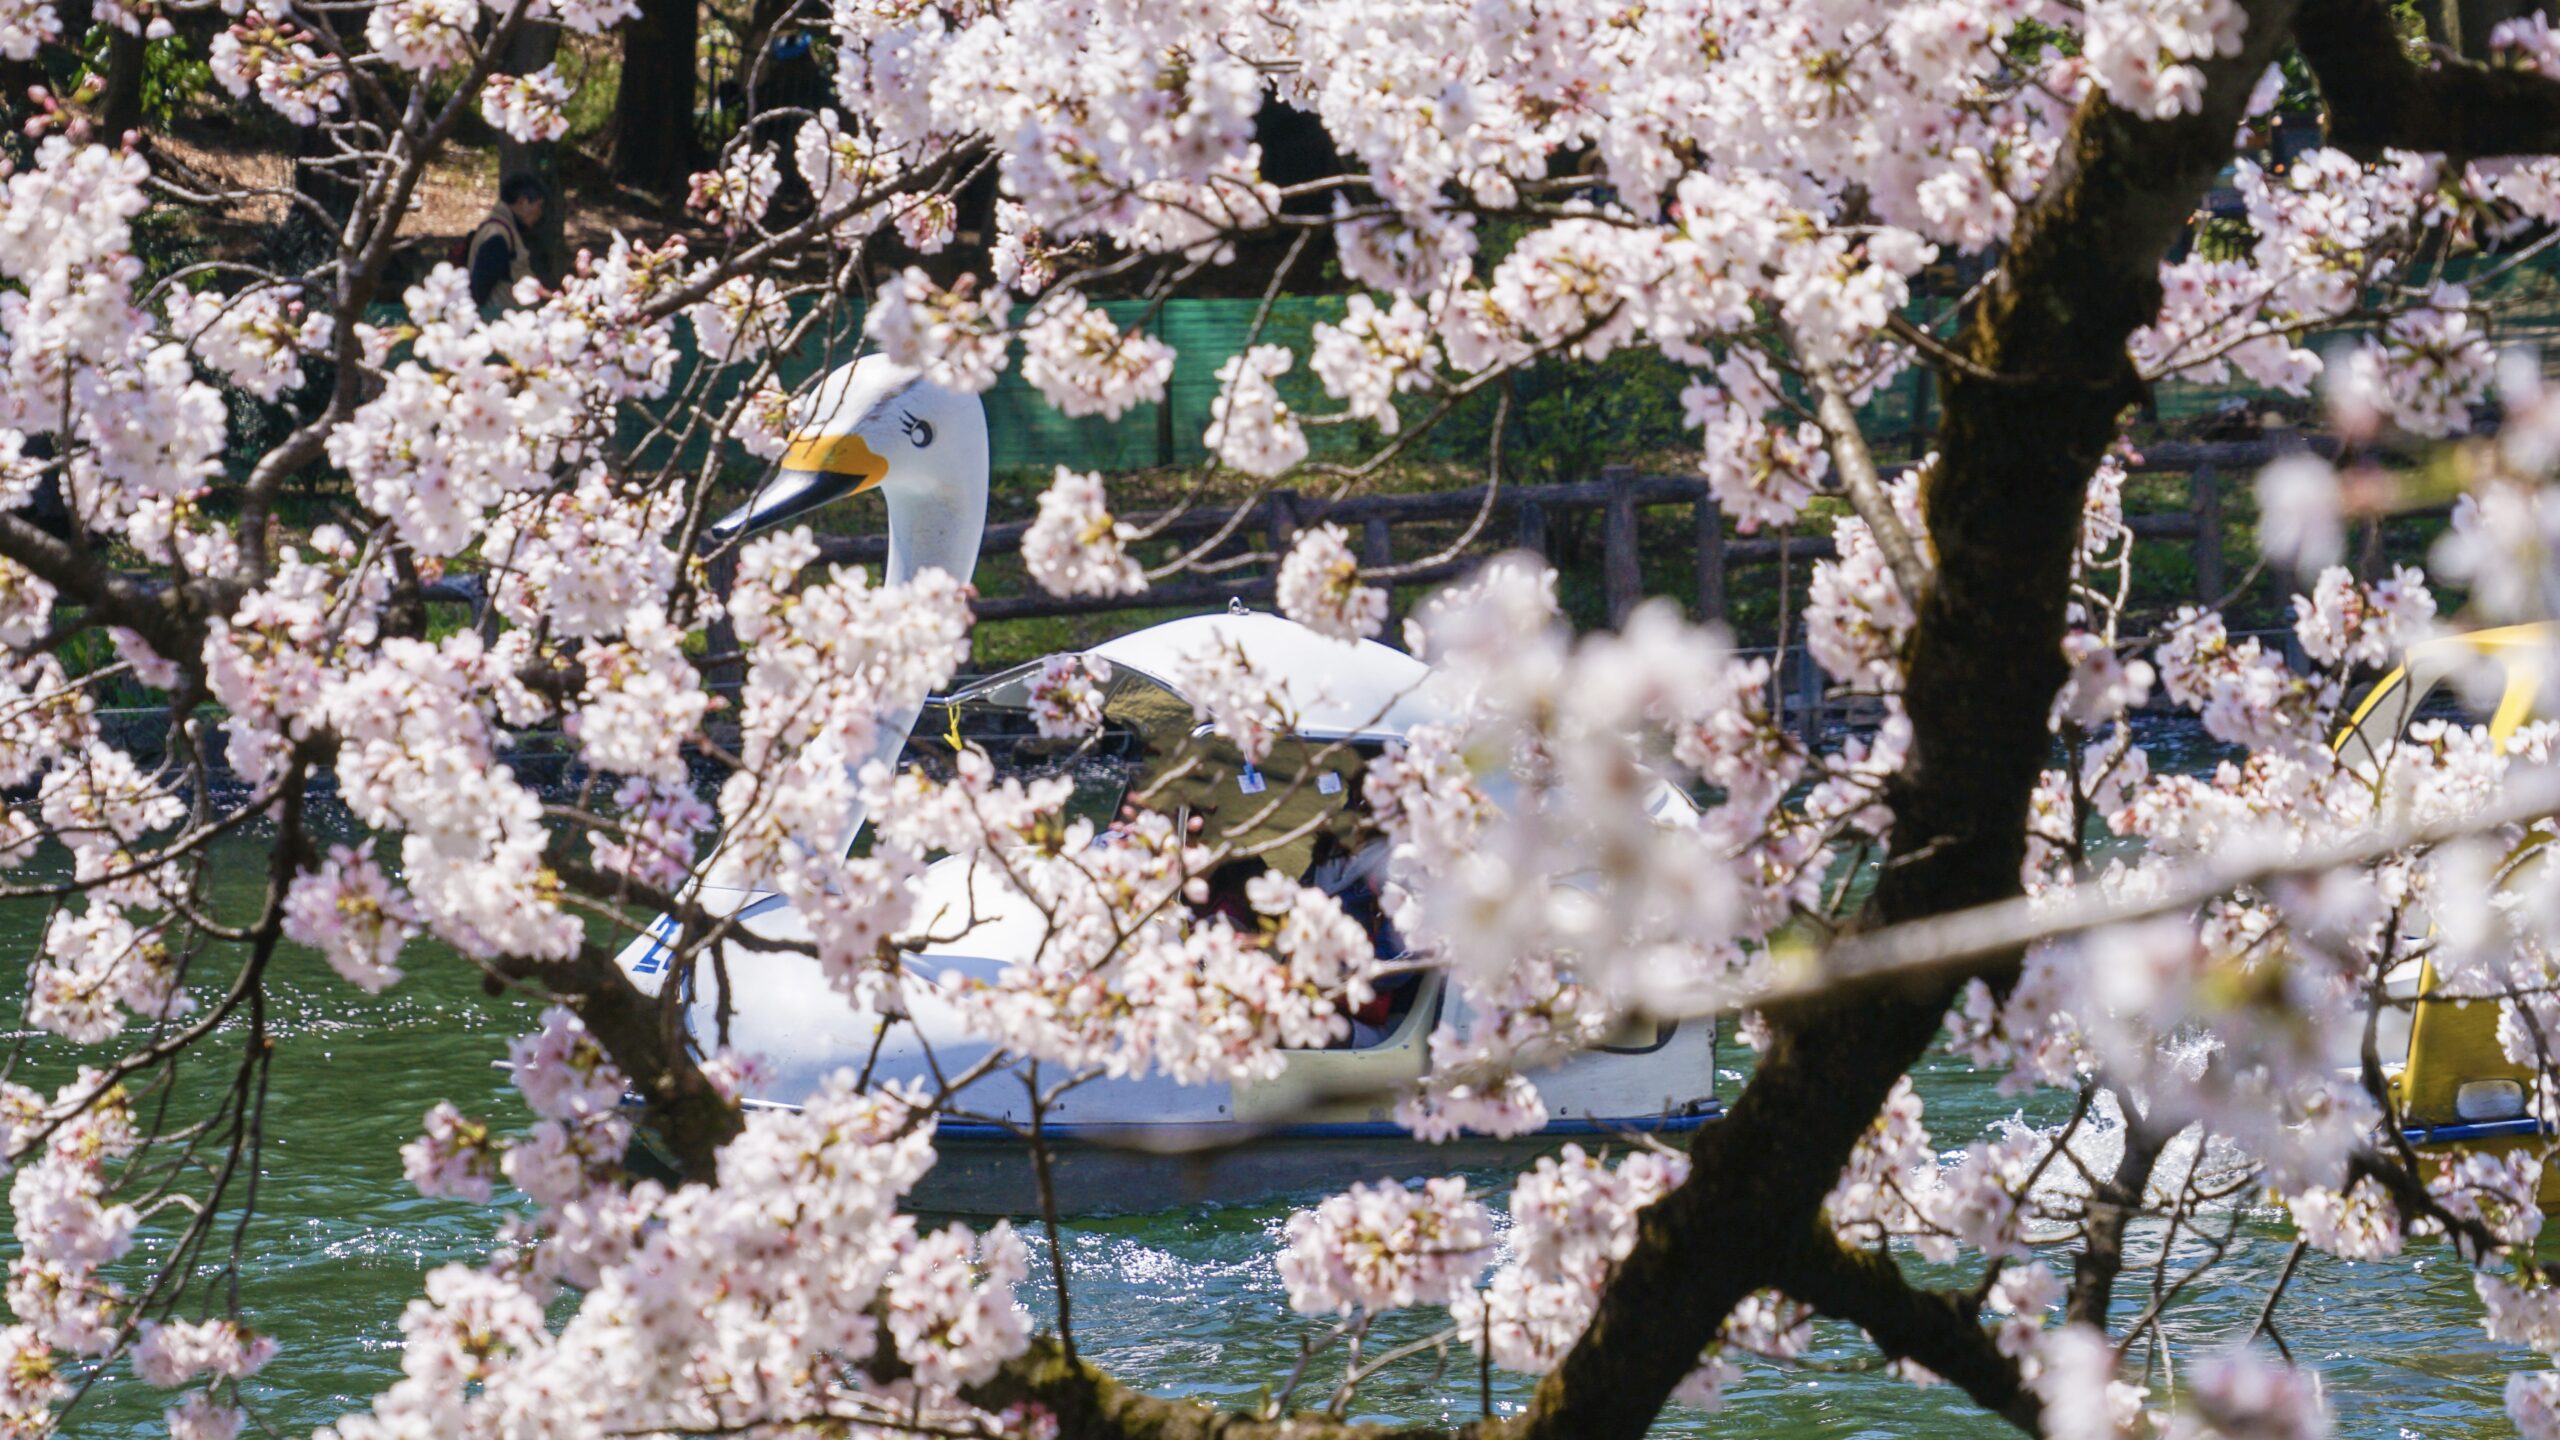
[699,355,991,860]
[711,354,990,589]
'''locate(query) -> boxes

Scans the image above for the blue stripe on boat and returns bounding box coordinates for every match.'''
[2401,1117,2550,1143]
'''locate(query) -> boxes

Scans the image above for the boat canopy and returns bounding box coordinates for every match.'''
[938,611,1465,880]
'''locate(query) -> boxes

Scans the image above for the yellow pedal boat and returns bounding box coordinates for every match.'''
[2332,623,2559,1205]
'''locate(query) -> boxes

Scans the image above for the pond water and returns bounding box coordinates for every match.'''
[4,713,2536,1438]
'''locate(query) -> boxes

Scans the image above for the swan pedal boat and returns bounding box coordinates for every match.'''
[615,610,1723,1216]
[2331,622,2560,1207]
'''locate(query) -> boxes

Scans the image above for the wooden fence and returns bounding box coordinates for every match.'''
[803,437,2361,630]
[679,431,2448,740]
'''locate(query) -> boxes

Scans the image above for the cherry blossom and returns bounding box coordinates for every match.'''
[507,1008,630,1124]
[366,0,472,71]
[480,66,572,144]
[991,201,1062,295]
[1019,294,1175,421]
[2371,283,2492,437]
[1806,472,1923,693]
[2254,453,2347,575]
[281,842,422,994]
[401,1102,502,1203]
[1167,635,1299,767]
[2288,1177,2403,1261]
[210,15,347,123]
[1204,345,1309,478]
[884,1221,1034,1390]
[132,1319,276,1388]
[684,273,791,362]
[164,1392,245,1440]
[1311,294,1440,434]
[166,284,326,402]
[2053,632,2157,729]
[1685,351,1830,533]
[1448,1147,1688,1372]
[866,267,1008,393]
[0,0,60,58]
[2515,1371,2560,1440]
[2165,1346,2331,1440]
[1022,467,1146,598]
[687,147,781,230]
[1280,1177,1492,1315]
[1026,653,1112,740]
[1276,523,1388,641]
[2289,565,2436,670]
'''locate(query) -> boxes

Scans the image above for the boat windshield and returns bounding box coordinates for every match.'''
[2331,649,2509,777]
[932,652,1382,880]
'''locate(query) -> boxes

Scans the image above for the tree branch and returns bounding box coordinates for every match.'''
[0,511,202,663]
[2295,0,2560,159]
[492,940,744,1179]
[1782,1234,2038,1434]
[1493,20,2306,1440]
[961,1337,1489,1440]
[1798,349,1934,605]
[2067,1087,2172,1327]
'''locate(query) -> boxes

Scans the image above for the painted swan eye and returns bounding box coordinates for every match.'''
[902,413,934,448]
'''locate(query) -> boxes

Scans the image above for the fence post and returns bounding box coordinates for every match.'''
[1265,489,1300,558]
[1361,516,1393,569]
[1795,633,1823,747]
[704,551,741,693]
[1515,499,1547,556]
[1602,465,1640,628]
[2192,465,2224,605]
[1695,492,1726,622]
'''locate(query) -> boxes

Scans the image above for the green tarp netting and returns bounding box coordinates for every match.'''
[587,245,2560,478]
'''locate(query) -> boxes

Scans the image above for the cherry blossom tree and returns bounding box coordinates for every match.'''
[4,0,2560,1436]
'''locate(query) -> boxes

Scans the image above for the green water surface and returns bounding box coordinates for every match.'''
[0,799,2535,1439]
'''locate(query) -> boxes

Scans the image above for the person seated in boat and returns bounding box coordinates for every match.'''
[1305,832,1420,1046]
[1190,857,1267,933]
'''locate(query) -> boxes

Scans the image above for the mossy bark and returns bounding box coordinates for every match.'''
[1507,10,2306,1439]
[2300,0,2560,158]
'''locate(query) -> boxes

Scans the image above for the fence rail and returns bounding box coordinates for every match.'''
[803,435,2399,630]
[791,432,2454,741]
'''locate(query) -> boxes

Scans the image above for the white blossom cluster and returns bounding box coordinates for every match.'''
[325,1019,1034,1439]
[10,0,2560,1427]
[1275,522,1388,642]
[1022,467,1147,598]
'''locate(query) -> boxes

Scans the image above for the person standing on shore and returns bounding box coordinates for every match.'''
[467,173,546,309]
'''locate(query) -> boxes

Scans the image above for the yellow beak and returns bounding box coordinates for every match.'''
[779,432,889,491]
[706,431,892,542]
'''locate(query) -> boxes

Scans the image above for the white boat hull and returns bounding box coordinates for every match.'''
[613,613,1725,1214]
[615,859,1722,1214]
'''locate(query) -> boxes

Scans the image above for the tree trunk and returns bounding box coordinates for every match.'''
[287,118,360,268]
[0,0,77,129]
[1503,7,2307,1439]
[496,17,564,279]
[735,0,825,210]
[610,0,700,196]
[97,24,144,140]
[2422,0,2551,56]
[740,0,824,116]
